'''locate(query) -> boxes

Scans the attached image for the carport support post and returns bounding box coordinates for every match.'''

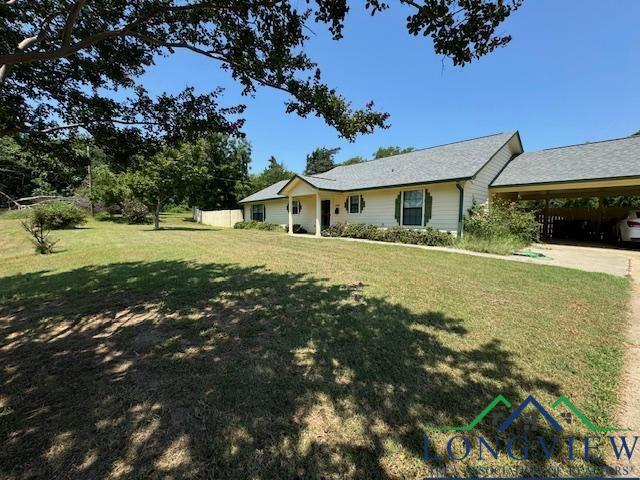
[288,196,293,235]
[315,193,321,238]
[543,198,549,238]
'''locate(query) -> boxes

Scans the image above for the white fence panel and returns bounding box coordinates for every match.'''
[193,208,244,227]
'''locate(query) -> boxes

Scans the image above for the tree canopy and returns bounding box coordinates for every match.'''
[1,1,522,143]
[304,147,340,175]
[250,156,294,194]
[340,156,366,166]
[373,146,414,159]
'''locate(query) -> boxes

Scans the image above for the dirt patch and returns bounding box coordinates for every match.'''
[617,256,640,466]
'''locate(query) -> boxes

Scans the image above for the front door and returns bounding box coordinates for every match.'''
[321,200,331,229]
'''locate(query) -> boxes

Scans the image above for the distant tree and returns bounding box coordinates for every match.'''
[85,163,131,211]
[186,135,251,210]
[126,144,208,229]
[304,147,340,175]
[373,146,414,159]
[0,135,89,201]
[251,156,294,194]
[340,156,366,166]
[633,130,640,136]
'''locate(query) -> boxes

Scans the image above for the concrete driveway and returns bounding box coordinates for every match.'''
[521,242,637,277]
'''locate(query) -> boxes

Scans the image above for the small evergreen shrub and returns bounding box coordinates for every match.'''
[321,222,453,246]
[21,216,57,254]
[122,200,151,224]
[31,202,87,229]
[233,221,285,232]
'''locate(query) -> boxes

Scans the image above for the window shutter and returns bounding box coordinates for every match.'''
[360,195,365,211]
[286,203,288,212]
[344,198,348,210]
[423,189,432,225]
[299,201,302,213]
[394,193,401,224]
[263,205,266,220]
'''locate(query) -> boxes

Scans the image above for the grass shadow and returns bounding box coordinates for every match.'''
[0,260,576,479]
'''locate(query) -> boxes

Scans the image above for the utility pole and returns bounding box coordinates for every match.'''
[87,145,94,216]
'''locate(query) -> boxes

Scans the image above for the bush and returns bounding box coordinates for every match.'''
[31,202,87,229]
[163,202,191,214]
[233,221,285,232]
[122,200,151,224]
[456,234,527,256]
[464,200,540,244]
[321,222,453,247]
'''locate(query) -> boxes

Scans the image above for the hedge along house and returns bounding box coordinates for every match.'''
[239,132,524,237]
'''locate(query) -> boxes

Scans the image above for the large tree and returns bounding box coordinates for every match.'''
[0,1,522,143]
[304,147,340,175]
[251,156,294,194]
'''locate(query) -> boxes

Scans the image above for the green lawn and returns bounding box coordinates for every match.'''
[0,214,630,479]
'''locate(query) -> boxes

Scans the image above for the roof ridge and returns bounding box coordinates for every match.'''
[541,134,640,152]
[330,131,512,172]
[303,174,336,181]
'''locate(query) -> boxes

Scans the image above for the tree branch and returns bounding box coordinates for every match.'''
[62,0,88,47]
[0,1,230,68]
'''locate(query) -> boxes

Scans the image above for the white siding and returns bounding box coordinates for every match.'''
[243,181,464,234]
[463,138,518,213]
[326,182,460,233]
[243,199,288,225]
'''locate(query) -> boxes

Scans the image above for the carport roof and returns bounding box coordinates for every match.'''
[491,135,640,187]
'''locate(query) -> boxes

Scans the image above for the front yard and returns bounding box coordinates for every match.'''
[0,214,630,478]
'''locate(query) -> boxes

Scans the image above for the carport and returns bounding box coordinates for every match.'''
[490,135,640,241]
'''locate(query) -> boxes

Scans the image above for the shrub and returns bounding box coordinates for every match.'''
[233,221,285,232]
[457,234,526,256]
[122,199,151,224]
[321,222,453,247]
[31,202,87,229]
[464,200,540,244]
[21,216,57,254]
[163,202,191,214]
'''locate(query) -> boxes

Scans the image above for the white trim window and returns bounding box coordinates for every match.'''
[348,195,360,214]
[402,190,423,226]
[251,204,265,221]
[292,200,300,214]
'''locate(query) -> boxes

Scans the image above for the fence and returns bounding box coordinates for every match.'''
[193,207,244,228]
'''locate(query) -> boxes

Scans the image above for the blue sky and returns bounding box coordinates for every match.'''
[140,0,640,174]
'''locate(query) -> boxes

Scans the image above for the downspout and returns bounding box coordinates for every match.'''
[455,181,464,239]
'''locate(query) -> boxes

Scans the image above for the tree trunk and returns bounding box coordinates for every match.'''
[154,198,162,229]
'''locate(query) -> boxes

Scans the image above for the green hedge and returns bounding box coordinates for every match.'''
[322,223,453,247]
[233,221,285,232]
[30,202,87,229]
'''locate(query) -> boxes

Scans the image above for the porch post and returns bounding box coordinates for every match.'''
[288,196,293,235]
[315,193,321,237]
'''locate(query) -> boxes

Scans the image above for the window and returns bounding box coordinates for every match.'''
[402,190,423,226]
[292,200,300,215]
[251,204,265,221]
[349,195,360,214]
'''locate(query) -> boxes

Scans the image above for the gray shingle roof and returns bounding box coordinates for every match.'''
[492,135,640,187]
[240,132,518,202]
[239,179,289,203]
